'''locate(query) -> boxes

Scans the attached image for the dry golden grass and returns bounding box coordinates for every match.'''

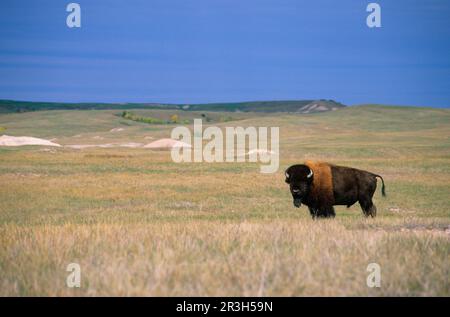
[0,106,449,296]
[0,219,448,296]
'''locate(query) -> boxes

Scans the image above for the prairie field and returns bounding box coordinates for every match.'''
[0,105,449,296]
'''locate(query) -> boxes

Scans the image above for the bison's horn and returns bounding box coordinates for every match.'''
[285,171,289,178]
[307,169,313,178]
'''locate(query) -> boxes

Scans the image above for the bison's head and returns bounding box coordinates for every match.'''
[285,164,314,208]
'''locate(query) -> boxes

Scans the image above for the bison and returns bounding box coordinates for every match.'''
[285,161,385,218]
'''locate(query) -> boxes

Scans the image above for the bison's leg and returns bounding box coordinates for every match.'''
[308,207,318,219]
[328,206,336,218]
[359,199,376,218]
[370,204,377,217]
[316,206,335,218]
[324,206,336,218]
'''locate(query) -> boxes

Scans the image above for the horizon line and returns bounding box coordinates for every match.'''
[0,98,448,109]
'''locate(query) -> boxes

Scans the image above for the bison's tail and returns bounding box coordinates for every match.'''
[373,174,386,197]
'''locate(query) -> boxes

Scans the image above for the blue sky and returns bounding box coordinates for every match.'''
[0,0,449,107]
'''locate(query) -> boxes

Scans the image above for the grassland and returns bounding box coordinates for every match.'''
[0,105,449,296]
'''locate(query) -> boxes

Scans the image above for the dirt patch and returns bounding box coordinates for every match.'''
[247,149,275,155]
[66,143,143,149]
[0,135,61,147]
[84,154,133,159]
[119,142,144,148]
[388,207,416,214]
[351,223,450,237]
[144,138,191,149]
[110,128,125,132]
[39,148,58,153]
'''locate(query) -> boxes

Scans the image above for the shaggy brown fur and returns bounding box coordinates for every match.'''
[286,161,386,218]
[304,160,334,207]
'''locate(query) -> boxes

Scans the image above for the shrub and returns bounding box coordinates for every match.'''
[219,116,233,122]
[170,114,179,123]
[121,111,166,124]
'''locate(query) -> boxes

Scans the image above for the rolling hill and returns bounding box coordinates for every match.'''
[0,99,346,114]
